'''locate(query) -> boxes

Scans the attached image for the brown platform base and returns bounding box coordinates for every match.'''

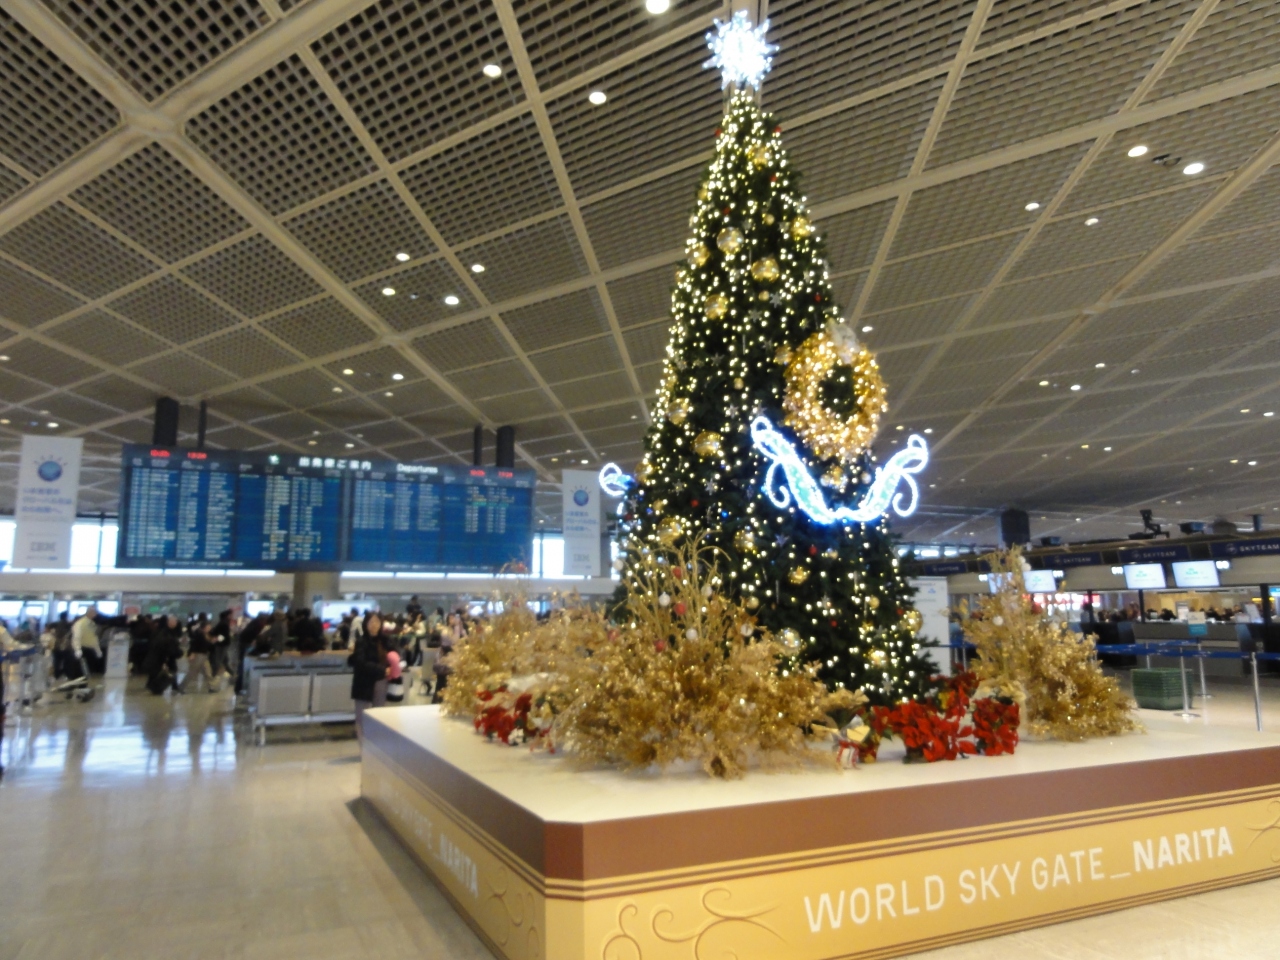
[361,707,1280,960]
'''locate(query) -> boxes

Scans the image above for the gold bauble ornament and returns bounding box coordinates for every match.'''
[821,464,846,489]
[868,649,888,666]
[747,143,769,167]
[867,595,880,611]
[704,293,728,321]
[697,185,709,201]
[903,609,923,634]
[788,566,810,585]
[763,213,776,225]
[693,431,722,458]
[656,516,683,543]
[757,291,770,301]
[716,227,744,255]
[667,397,691,425]
[690,242,710,267]
[822,547,839,560]
[745,595,761,610]
[733,530,755,553]
[782,328,888,463]
[636,460,655,484]
[774,345,793,365]
[733,377,744,389]
[780,627,802,650]
[791,216,813,240]
[675,268,688,285]
[750,257,780,282]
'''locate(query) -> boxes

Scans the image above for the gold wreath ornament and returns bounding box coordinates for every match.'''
[782,329,888,464]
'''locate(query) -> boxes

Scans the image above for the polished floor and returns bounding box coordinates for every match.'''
[1,669,1279,960]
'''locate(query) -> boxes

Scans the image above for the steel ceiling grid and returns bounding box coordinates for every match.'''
[68,142,252,263]
[412,317,514,373]
[282,178,437,282]
[0,8,121,176]
[890,143,1091,257]
[445,357,538,398]
[71,372,159,413]
[40,0,271,101]
[203,423,274,449]
[0,201,155,298]
[766,0,972,118]
[353,256,475,329]
[1145,0,1280,100]
[44,307,171,365]
[633,360,664,394]
[406,407,476,438]
[137,351,235,397]
[322,343,407,381]
[0,365,59,404]
[818,200,895,275]
[1010,180,1216,278]
[868,231,1024,311]
[260,296,377,356]
[551,369,634,408]
[1184,310,1280,350]
[308,393,386,429]
[876,343,935,388]
[182,233,323,316]
[584,421,645,448]
[513,0,719,90]
[0,165,28,206]
[0,258,84,326]
[621,320,672,367]
[400,112,561,247]
[979,0,1127,45]
[259,366,349,409]
[36,391,118,428]
[786,79,941,207]
[1200,274,1280,320]
[580,163,700,270]
[976,255,1140,325]
[185,53,378,215]
[352,417,422,448]
[311,0,518,165]
[1201,163,1280,235]
[1091,286,1225,338]
[245,409,327,440]
[528,334,623,383]
[476,387,557,422]
[374,377,455,417]
[1065,83,1280,210]
[101,274,230,345]
[1131,221,1280,293]
[502,287,611,351]
[547,33,720,198]
[462,215,588,302]
[606,265,674,327]
[189,326,304,378]
[568,399,643,432]
[864,292,976,346]
[929,0,1196,168]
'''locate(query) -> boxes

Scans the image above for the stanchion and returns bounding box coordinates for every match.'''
[1251,651,1263,732]
[1197,651,1211,702]
[1175,647,1198,719]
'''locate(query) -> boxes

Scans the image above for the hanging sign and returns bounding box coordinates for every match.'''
[562,470,602,577]
[13,435,83,568]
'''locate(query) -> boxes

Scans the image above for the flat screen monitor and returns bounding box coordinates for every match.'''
[117,444,535,573]
[1124,563,1167,590]
[1023,569,1058,593]
[1172,560,1219,588]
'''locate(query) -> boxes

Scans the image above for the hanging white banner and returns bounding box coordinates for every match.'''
[561,469,601,577]
[13,435,83,569]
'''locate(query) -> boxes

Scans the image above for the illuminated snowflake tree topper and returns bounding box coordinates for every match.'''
[704,10,778,90]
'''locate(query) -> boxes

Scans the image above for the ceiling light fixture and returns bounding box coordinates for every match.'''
[308,440,317,446]
[1081,444,1089,449]
[1070,384,1082,391]
[581,459,590,465]
[0,355,9,362]
[381,287,395,296]
[588,90,608,105]
[1183,162,1205,175]
[1231,459,1239,464]
[1131,368,1140,374]
[391,373,404,380]
[345,443,355,449]
[645,0,670,11]
[342,368,353,375]
[443,295,460,306]
[1095,362,1106,368]
[923,428,933,434]
[332,387,343,393]
[1241,408,1251,413]
[1084,217,1100,226]
[1266,412,1275,417]
[482,63,502,78]
[0,419,8,425]
[1024,202,1040,211]
[861,324,873,332]
[47,422,58,429]
[1127,145,1149,158]
[470,263,485,273]
[395,252,410,262]
[1249,460,1258,466]
[1103,446,1112,452]
[1038,380,1049,386]
[384,392,394,397]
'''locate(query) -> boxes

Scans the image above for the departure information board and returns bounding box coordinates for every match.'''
[117,445,534,572]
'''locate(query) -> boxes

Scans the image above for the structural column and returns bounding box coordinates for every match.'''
[292,571,341,611]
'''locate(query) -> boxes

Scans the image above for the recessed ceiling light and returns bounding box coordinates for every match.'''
[1183,162,1205,175]
[581,459,590,465]
[391,373,404,381]
[0,419,9,425]
[0,355,9,361]
[1081,444,1089,449]
[1131,368,1140,374]
[588,90,608,105]
[381,287,395,297]
[47,422,58,428]
[1266,412,1275,417]
[443,295,460,306]
[342,368,353,375]
[395,252,411,263]
[1038,380,1049,386]
[308,440,317,446]
[1095,362,1106,368]
[1084,217,1100,226]
[1249,460,1258,466]
[482,63,502,78]
[470,263,485,273]
[332,386,343,393]
[1127,145,1149,158]
[313,430,320,435]
[645,0,670,12]
[1241,408,1251,413]
[345,443,355,449]
[923,428,933,434]
[1070,384,1082,391]
[1103,446,1112,451]
[1024,202,1041,211]
[630,415,637,420]
[551,457,558,462]
[861,324,873,333]
[896,424,904,430]
[1231,459,1239,464]
[384,391,394,397]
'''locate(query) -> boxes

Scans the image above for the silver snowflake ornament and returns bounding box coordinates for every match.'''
[704,11,777,90]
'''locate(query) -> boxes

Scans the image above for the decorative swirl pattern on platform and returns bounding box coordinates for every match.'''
[751,415,928,525]
[483,866,541,960]
[1246,797,1280,863]
[602,903,643,960]
[651,887,782,960]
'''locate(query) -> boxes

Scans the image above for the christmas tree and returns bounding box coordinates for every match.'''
[610,14,935,703]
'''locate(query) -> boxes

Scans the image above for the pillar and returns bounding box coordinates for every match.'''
[292,571,341,612]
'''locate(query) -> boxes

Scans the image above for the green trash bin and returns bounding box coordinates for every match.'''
[1132,668,1184,710]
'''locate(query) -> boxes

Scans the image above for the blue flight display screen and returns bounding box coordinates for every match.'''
[117,445,534,572]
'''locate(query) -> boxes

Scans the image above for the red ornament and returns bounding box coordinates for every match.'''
[770,174,777,183]
[774,125,782,133]
[674,601,687,616]
[722,207,732,216]
[830,620,838,628]
[672,566,684,578]
[715,128,723,137]
[809,545,818,556]
[815,294,823,302]
[691,499,700,508]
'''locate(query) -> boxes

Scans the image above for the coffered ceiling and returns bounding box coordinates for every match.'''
[0,0,1278,542]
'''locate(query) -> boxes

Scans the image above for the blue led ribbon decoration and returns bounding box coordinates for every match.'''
[598,462,632,498]
[750,415,929,524]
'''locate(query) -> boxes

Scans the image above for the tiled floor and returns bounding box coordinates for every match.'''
[2,671,1278,959]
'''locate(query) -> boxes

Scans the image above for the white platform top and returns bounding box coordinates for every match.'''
[366,705,1280,825]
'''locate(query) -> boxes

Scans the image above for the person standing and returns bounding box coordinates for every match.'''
[208,610,232,685]
[349,612,388,740]
[144,616,183,695]
[180,620,213,693]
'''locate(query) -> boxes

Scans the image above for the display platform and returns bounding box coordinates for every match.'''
[361,706,1280,960]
